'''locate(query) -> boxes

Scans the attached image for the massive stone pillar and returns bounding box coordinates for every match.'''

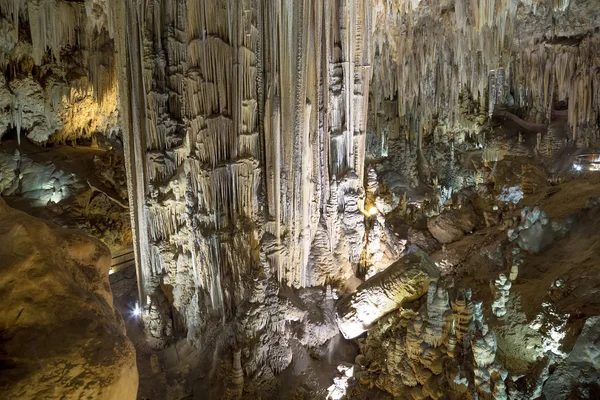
[111,0,373,333]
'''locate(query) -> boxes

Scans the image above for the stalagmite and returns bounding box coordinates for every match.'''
[111,0,376,322]
[3,0,600,398]
[225,349,244,400]
[491,274,511,317]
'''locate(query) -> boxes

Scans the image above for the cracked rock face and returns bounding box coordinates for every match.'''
[0,198,137,399]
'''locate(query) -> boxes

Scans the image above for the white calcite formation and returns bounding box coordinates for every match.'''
[491,274,512,317]
[0,198,138,399]
[508,206,554,253]
[103,0,600,393]
[2,0,600,397]
[370,0,600,146]
[327,364,355,400]
[336,252,439,339]
[111,0,375,342]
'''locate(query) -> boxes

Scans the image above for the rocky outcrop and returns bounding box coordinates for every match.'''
[336,252,439,339]
[0,198,137,399]
[427,205,479,244]
[543,316,600,399]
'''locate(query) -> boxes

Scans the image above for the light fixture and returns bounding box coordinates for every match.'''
[367,206,378,216]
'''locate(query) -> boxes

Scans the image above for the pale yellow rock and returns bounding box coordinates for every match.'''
[336,252,439,339]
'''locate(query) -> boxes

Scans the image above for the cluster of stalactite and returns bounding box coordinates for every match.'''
[370,0,600,147]
[0,0,117,144]
[112,0,374,332]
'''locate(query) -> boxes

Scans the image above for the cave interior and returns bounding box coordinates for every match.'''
[1,0,600,399]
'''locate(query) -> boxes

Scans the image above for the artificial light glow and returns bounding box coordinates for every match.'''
[132,302,141,317]
[367,206,378,216]
[574,164,582,171]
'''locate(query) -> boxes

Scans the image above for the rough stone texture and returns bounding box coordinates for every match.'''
[357,283,508,400]
[427,205,479,244]
[0,198,138,399]
[0,0,118,145]
[508,206,554,253]
[542,316,600,399]
[0,142,131,253]
[1,0,600,398]
[336,252,439,339]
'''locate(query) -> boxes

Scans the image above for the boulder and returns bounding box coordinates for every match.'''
[408,227,441,253]
[427,205,479,244]
[0,198,138,399]
[542,316,600,399]
[336,252,439,339]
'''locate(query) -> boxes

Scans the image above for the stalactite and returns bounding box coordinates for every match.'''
[114,0,374,330]
[371,0,600,142]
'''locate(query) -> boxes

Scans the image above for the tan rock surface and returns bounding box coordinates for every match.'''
[427,205,479,244]
[336,252,439,339]
[0,198,137,399]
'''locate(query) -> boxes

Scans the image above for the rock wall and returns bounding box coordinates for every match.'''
[370,0,600,147]
[0,197,138,399]
[106,2,600,391]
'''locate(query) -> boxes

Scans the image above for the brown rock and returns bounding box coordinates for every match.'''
[427,205,479,244]
[0,198,138,399]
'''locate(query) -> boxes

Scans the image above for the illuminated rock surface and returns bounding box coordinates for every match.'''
[542,316,600,399]
[0,198,138,399]
[1,0,600,398]
[336,252,439,339]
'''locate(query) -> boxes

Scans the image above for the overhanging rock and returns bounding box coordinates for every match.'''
[335,252,440,339]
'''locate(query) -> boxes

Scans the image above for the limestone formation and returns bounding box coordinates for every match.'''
[225,349,244,400]
[2,0,600,398]
[358,282,507,400]
[427,205,479,244]
[0,198,138,399]
[491,274,512,317]
[0,0,118,145]
[336,252,439,339]
[508,206,553,253]
[542,316,600,399]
